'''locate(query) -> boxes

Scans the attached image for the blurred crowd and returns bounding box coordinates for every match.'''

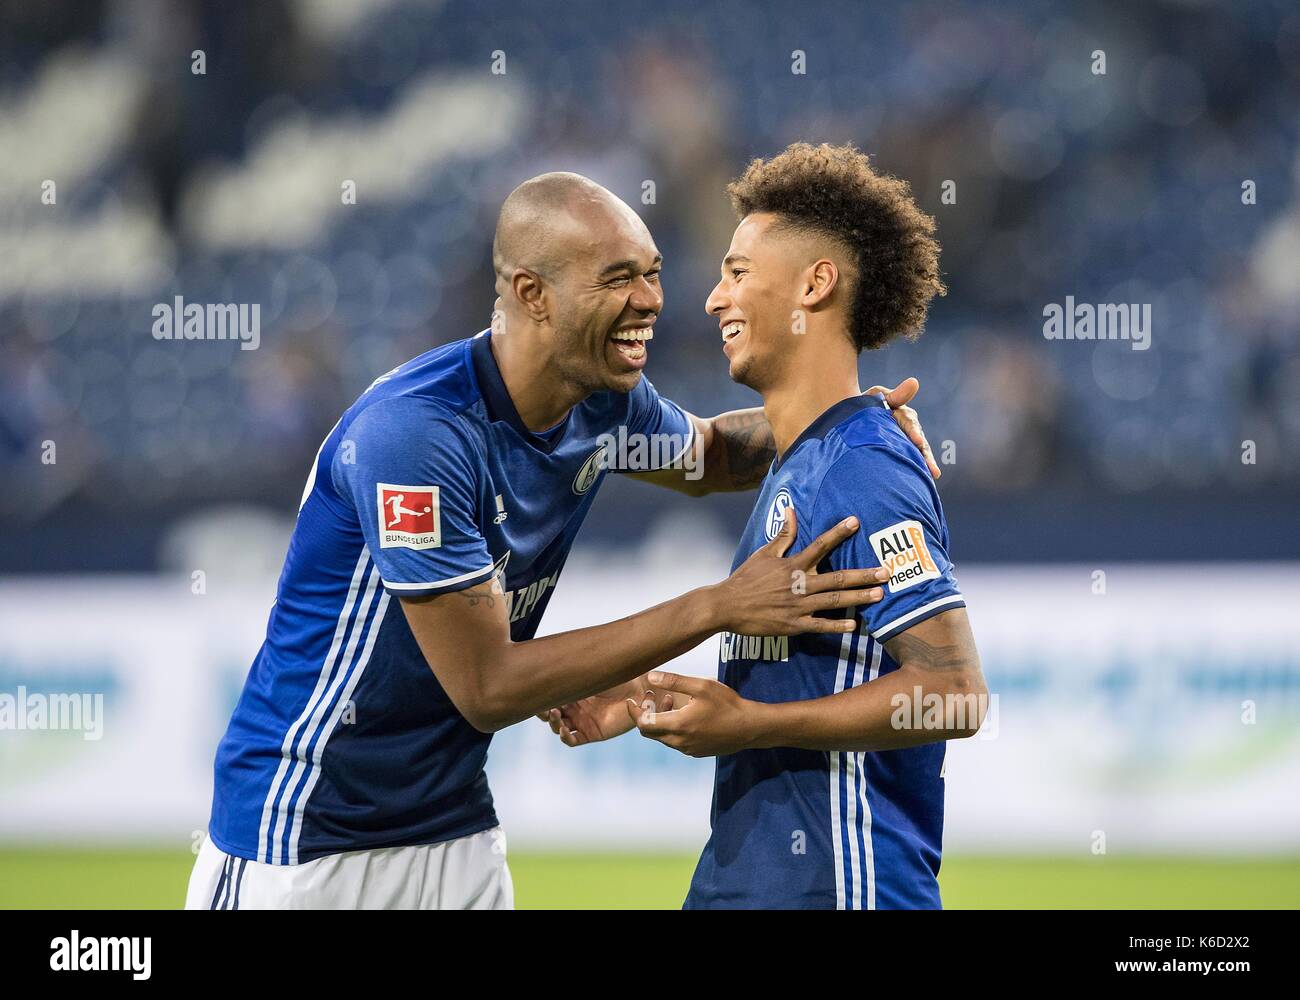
[1,0,1297,565]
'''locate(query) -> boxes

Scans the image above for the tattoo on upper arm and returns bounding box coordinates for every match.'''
[407,583,500,610]
[715,411,776,489]
[884,622,978,673]
[453,587,497,609]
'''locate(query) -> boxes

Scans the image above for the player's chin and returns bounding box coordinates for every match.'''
[728,355,757,388]
[601,366,645,395]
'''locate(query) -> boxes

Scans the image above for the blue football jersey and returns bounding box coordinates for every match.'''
[209,330,693,864]
[684,394,965,909]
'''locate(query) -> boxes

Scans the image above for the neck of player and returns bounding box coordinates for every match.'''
[490,323,584,432]
[761,334,862,459]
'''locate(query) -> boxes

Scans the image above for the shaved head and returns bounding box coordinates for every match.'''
[493,172,637,285]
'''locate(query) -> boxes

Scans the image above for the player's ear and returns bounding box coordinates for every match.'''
[511,268,550,323]
[800,259,839,310]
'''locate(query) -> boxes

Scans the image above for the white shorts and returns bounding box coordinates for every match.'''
[185,827,514,910]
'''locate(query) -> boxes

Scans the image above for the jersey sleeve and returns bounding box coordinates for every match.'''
[619,375,695,472]
[331,396,495,597]
[811,444,965,643]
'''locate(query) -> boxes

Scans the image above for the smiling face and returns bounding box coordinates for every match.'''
[547,197,663,395]
[705,212,806,391]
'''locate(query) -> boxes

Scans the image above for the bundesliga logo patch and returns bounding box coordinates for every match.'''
[869,519,939,593]
[377,483,441,550]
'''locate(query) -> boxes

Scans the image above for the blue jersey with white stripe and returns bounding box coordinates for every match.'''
[684,394,965,909]
[208,331,693,864]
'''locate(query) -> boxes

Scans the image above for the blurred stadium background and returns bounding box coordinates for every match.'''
[1,0,1298,908]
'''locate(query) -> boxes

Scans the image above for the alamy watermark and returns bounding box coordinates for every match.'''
[1043,296,1151,351]
[890,686,997,740]
[0,686,104,740]
[50,931,150,980]
[151,296,261,351]
[593,427,702,481]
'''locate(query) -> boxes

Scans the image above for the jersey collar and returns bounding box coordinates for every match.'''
[469,331,569,454]
[772,393,887,473]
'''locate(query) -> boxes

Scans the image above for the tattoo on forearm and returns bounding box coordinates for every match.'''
[715,410,776,489]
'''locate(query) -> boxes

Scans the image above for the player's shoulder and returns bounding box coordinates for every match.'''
[333,343,488,476]
[356,335,481,417]
[344,337,485,437]
[835,401,911,453]
[824,403,929,482]
[344,393,467,446]
[328,391,484,506]
[806,403,938,524]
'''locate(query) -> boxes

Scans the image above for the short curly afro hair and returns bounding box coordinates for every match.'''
[726,142,945,353]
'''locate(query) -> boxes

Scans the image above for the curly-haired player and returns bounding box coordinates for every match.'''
[549,143,987,909]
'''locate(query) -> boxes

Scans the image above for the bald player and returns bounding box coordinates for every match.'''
[187,173,937,910]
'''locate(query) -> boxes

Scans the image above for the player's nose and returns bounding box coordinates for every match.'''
[629,274,662,314]
[705,280,728,316]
